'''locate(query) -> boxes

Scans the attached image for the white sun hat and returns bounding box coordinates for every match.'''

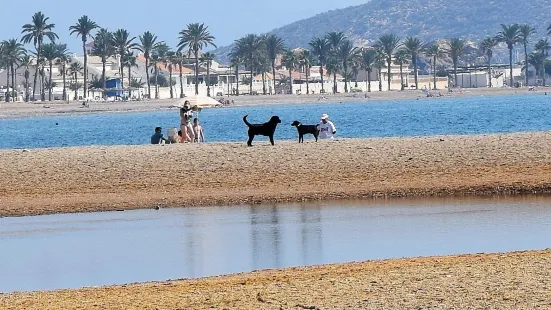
[321,113,329,120]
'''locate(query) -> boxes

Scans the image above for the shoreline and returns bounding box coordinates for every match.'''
[2,249,550,309]
[0,87,544,119]
[1,131,550,218]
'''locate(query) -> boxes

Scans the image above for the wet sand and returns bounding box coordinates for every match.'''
[0,87,542,119]
[1,131,550,218]
[2,249,550,309]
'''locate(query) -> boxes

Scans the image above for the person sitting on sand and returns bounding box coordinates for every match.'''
[151,127,169,144]
[317,114,337,139]
[193,118,205,143]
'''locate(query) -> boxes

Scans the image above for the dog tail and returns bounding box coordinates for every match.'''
[243,115,252,128]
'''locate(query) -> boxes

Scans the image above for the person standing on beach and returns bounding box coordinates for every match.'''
[193,118,205,143]
[318,114,336,139]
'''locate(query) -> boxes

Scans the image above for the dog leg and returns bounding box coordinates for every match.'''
[247,133,254,146]
[299,133,303,143]
[269,135,275,146]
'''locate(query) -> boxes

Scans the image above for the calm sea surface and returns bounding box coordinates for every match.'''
[1,195,550,292]
[1,94,550,149]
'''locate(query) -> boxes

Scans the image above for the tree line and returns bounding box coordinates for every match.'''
[0,12,216,102]
[1,11,550,102]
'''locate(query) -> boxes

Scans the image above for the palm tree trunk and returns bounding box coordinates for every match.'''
[48,62,53,101]
[24,72,29,102]
[272,60,277,95]
[102,57,107,99]
[528,41,532,86]
[11,64,16,101]
[120,55,125,91]
[145,57,151,98]
[344,64,348,93]
[249,57,254,95]
[509,48,513,87]
[289,68,293,94]
[82,39,88,99]
[320,64,325,93]
[179,63,184,98]
[387,58,392,91]
[32,42,41,101]
[454,60,458,87]
[41,68,45,101]
[128,64,133,99]
[235,66,239,96]
[333,72,337,94]
[169,67,173,99]
[154,66,159,99]
[207,64,211,97]
[63,63,67,101]
[413,56,418,90]
[488,57,492,88]
[433,55,437,90]
[306,68,310,94]
[378,66,382,92]
[5,64,10,102]
[74,72,78,100]
[261,72,265,95]
[400,63,404,91]
[367,69,371,92]
[194,49,199,95]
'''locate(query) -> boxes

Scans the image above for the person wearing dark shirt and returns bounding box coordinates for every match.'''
[151,127,168,144]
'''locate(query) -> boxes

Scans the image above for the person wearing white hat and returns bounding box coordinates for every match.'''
[317,113,336,139]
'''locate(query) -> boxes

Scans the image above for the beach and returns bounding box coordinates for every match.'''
[0,87,543,119]
[2,249,550,309]
[1,131,550,218]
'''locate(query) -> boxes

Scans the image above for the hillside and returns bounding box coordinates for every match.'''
[214,0,551,63]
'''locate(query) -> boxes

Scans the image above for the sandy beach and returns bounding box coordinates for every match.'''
[1,131,550,218]
[0,87,543,119]
[2,249,550,309]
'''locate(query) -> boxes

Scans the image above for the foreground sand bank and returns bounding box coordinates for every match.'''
[2,249,550,309]
[1,131,550,218]
[0,87,542,119]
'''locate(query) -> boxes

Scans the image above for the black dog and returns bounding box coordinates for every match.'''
[291,120,320,143]
[243,115,282,146]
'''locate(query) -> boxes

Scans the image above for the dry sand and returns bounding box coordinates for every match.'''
[0,87,543,119]
[1,131,550,218]
[2,249,550,309]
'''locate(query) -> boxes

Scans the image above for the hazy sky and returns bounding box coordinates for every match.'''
[1,0,367,53]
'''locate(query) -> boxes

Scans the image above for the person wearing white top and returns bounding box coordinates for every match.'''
[317,113,336,139]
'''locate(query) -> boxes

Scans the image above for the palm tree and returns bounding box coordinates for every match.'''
[336,40,357,93]
[535,39,550,86]
[326,31,346,93]
[138,31,158,98]
[528,51,544,83]
[424,43,445,90]
[55,44,70,101]
[174,51,186,98]
[403,37,423,90]
[67,62,83,100]
[480,37,498,87]
[151,43,168,99]
[229,53,241,95]
[40,42,58,101]
[394,49,409,90]
[122,51,139,98]
[309,37,331,94]
[374,47,385,92]
[446,38,467,87]
[234,34,263,95]
[69,15,98,99]
[298,49,312,94]
[496,24,521,87]
[518,25,536,87]
[200,52,215,97]
[281,50,298,94]
[111,29,137,89]
[1,39,26,100]
[377,34,402,91]
[265,35,285,95]
[177,23,216,95]
[361,48,377,92]
[20,54,32,101]
[91,29,115,99]
[21,11,58,101]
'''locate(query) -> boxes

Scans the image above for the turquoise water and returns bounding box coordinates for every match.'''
[1,94,550,149]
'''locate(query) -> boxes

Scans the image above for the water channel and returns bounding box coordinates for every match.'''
[1,195,550,293]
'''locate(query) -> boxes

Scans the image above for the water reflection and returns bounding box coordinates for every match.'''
[1,195,551,293]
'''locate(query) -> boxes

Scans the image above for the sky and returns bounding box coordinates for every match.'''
[0,0,367,53]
